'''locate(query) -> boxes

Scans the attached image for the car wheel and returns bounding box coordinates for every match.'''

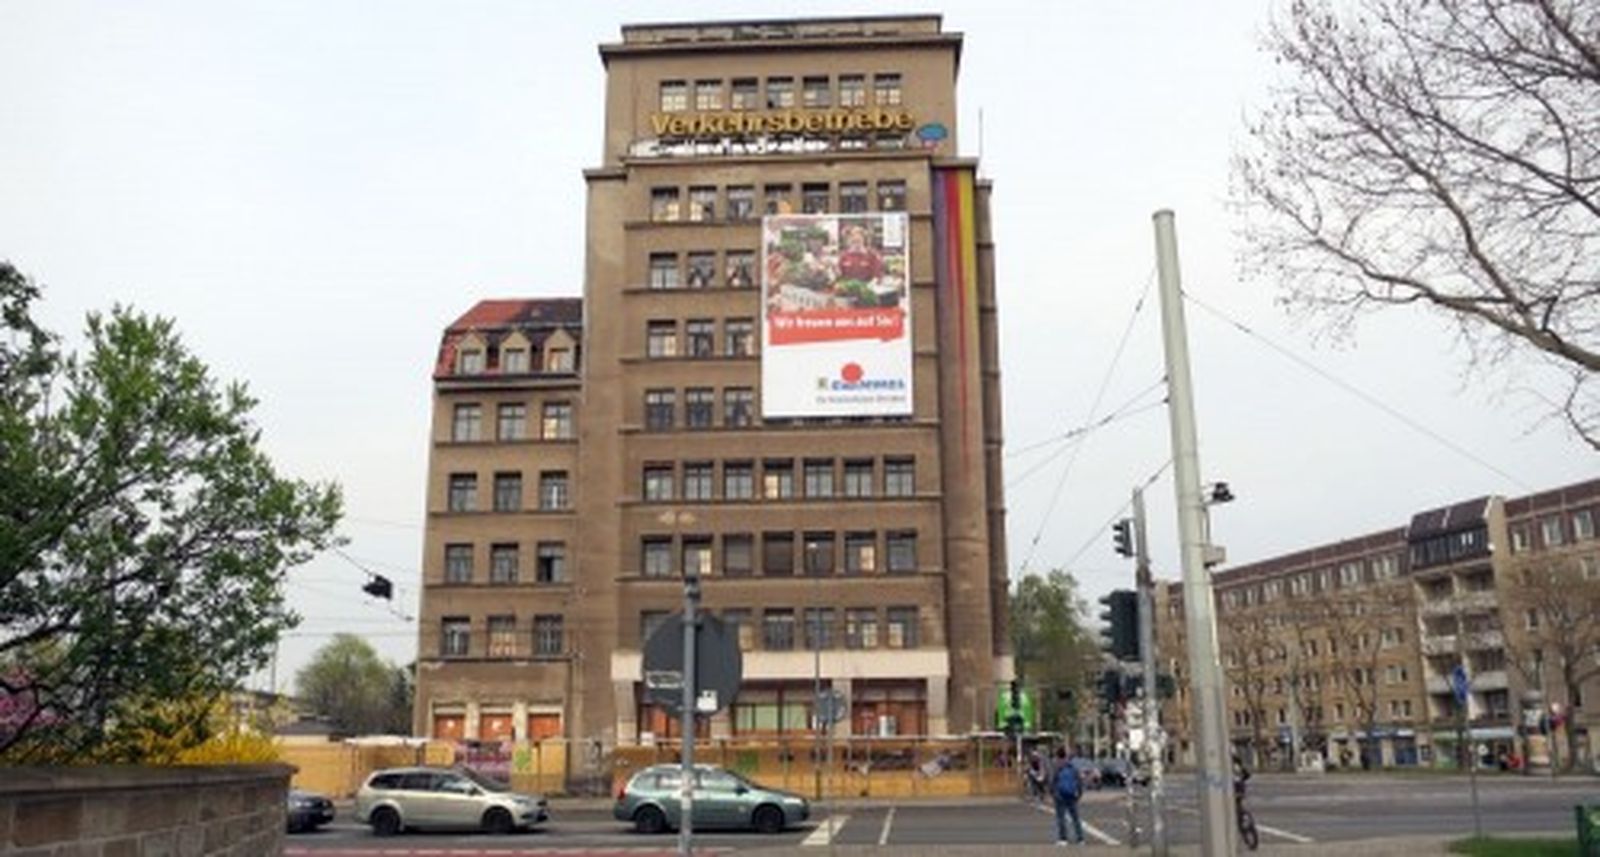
[753,804,785,835]
[482,807,515,835]
[635,805,668,835]
[370,807,402,837]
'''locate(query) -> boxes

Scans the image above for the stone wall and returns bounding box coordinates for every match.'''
[0,764,291,856]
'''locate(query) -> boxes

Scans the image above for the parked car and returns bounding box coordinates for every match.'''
[286,788,334,833]
[1097,758,1149,788]
[355,766,548,836]
[614,764,808,835]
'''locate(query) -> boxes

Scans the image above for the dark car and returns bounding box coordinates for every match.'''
[1097,758,1149,788]
[614,764,808,834]
[286,788,334,834]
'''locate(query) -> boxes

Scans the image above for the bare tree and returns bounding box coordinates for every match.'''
[1221,608,1281,765]
[1315,582,1412,768]
[1236,0,1600,447]
[1504,558,1600,769]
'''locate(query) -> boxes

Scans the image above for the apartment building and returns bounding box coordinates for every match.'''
[414,15,1011,784]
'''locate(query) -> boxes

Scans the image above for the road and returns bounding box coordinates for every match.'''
[284,773,1598,854]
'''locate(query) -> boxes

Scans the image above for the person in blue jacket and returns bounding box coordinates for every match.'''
[1052,746,1085,845]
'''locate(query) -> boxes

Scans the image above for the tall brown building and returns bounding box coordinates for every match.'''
[414,15,1010,787]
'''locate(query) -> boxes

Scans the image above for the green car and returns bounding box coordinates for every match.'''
[614,764,809,835]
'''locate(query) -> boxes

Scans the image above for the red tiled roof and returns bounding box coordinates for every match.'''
[446,298,582,332]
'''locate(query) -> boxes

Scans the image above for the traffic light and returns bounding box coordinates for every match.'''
[1096,669,1126,716]
[1004,680,1025,735]
[1098,589,1140,661]
[362,574,393,600]
[1112,519,1134,558]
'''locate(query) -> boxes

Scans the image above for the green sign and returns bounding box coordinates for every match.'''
[995,687,1038,731]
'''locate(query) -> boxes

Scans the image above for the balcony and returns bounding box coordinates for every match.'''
[1421,635,1458,657]
[1464,630,1505,651]
[1418,590,1498,617]
[1425,675,1451,695]
[1471,670,1508,691]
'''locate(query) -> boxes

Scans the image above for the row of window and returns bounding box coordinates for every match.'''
[1232,698,1415,728]
[1509,508,1596,554]
[455,343,574,376]
[640,605,921,652]
[641,457,915,502]
[649,180,907,223]
[446,471,569,512]
[1219,553,1403,610]
[646,317,756,358]
[659,74,902,113]
[638,529,919,578]
[451,401,573,442]
[439,614,565,658]
[441,542,567,585]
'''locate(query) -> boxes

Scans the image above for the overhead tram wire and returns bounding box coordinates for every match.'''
[1006,375,1169,460]
[1004,397,1169,494]
[1060,458,1173,572]
[1018,268,1158,573]
[1181,290,1533,492]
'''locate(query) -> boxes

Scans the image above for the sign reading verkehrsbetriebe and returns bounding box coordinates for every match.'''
[630,108,927,158]
[760,213,912,417]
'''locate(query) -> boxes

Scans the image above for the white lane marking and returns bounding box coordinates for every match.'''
[1257,822,1315,843]
[878,805,897,846]
[802,813,850,846]
[1030,801,1121,846]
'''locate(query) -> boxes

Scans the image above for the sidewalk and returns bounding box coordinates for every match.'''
[738,835,1463,856]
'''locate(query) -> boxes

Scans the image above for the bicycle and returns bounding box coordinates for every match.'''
[1234,779,1259,851]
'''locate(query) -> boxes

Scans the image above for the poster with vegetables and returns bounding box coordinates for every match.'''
[761,213,912,417]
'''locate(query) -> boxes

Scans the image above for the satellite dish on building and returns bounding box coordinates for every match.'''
[641,613,743,716]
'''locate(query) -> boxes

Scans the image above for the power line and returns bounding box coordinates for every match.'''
[1007,375,1168,460]
[1181,290,1533,491]
[1005,398,1168,494]
[1061,458,1173,573]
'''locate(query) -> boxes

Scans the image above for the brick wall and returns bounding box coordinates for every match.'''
[0,764,291,856]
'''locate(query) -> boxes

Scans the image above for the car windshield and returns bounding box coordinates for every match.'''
[457,768,510,792]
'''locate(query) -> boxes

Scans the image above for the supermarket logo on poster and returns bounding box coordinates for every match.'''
[819,362,907,392]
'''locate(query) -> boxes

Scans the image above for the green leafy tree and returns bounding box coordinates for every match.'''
[297,634,411,736]
[0,262,342,761]
[1010,570,1100,735]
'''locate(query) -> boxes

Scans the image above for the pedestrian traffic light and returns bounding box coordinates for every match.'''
[1112,519,1134,558]
[1098,589,1140,661]
[1097,669,1125,706]
[362,574,393,600]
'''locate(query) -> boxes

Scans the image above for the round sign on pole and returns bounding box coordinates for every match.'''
[642,613,743,716]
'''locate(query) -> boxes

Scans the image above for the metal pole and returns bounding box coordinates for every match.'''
[1152,209,1234,856]
[679,575,699,857]
[1134,488,1168,857]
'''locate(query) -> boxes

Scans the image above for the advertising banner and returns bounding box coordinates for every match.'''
[761,213,912,417]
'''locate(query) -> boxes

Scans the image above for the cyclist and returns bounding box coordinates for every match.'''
[1231,752,1259,850]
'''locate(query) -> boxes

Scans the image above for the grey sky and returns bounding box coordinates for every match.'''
[3,1,1591,696]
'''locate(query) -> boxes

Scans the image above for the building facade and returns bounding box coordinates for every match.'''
[1156,477,1600,771]
[414,15,1011,785]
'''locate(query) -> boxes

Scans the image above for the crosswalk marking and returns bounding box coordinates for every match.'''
[1256,821,1315,843]
[1029,800,1121,846]
[801,813,849,846]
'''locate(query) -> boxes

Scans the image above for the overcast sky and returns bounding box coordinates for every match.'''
[3,1,1592,695]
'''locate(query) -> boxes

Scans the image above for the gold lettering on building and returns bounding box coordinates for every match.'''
[646,108,919,140]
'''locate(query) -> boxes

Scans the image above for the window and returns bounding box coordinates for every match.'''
[727,186,755,221]
[804,459,835,498]
[488,615,518,657]
[723,388,755,427]
[803,607,835,649]
[726,251,756,288]
[684,187,716,222]
[490,543,519,583]
[685,388,714,429]
[451,404,482,441]
[884,457,914,496]
[763,459,795,499]
[846,608,878,649]
[650,188,681,222]
[534,615,564,656]
[542,402,573,439]
[640,610,669,646]
[723,609,755,651]
[763,184,792,216]
[501,347,527,374]
[683,462,713,500]
[802,75,831,108]
[659,80,688,112]
[1526,608,1540,630]
[648,253,679,289]
[801,183,830,214]
[1575,509,1596,541]
[441,617,471,657]
[845,532,877,574]
[804,531,835,575]
[873,73,902,106]
[724,534,754,577]
[683,537,713,577]
[642,538,674,578]
[763,532,794,576]
[839,182,868,213]
[536,542,565,583]
[765,77,794,109]
[762,609,795,651]
[694,79,723,111]
[1542,516,1565,548]
[887,607,918,648]
[447,474,477,512]
[645,389,676,430]
[685,319,715,357]
[1374,554,1399,580]
[886,530,917,574]
[544,347,573,373]
[843,459,874,497]
[647,320,678,357]
[686,252,716,288]
[1510,524,1530,554]
[730,77,759,110]
[1339,562,1362,586]
[539,471,569,510]
[838,74,866,107]
[444,544,472,584]
[877,180,906,212]
[1581,555,1600,580]
[723,461,754,500]
[497,403,527,440]
[457,348,484,374]
[725,319,755,356]
[643,465,675,501]
[492,472,522,512]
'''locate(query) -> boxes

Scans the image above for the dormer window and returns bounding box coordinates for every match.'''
[546,347,573,373]
[502,348,528,374]
[458,348,484,375]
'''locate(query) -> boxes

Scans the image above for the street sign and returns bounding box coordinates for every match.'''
[641,613,743,716]
[1450,665,1471,706]
[645,670,683,690]
[815,689,846,726]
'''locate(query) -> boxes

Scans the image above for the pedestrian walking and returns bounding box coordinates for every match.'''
[1026,749,1048,804]
[1052,746,1085,845]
